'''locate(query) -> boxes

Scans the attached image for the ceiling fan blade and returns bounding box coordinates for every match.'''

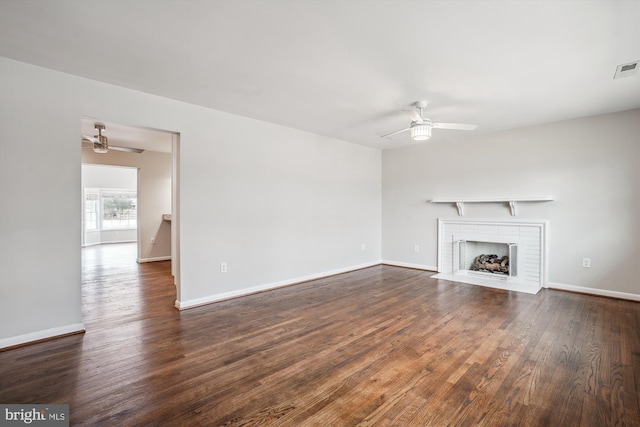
[380,127,411,138]
[82,135,99,143]
[109,145,145,153]
[402,109,423,123]
[432,123,478,130]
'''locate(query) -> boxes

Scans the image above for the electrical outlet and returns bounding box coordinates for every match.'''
[414,245,420,253]
[150,237,156,245]
[582,258,591,268]
[361,243,366,251]
[220,262,228,273]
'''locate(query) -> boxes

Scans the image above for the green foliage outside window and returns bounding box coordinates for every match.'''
[102,192,137,229]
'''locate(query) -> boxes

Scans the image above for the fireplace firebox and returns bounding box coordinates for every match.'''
[455,240,517,277]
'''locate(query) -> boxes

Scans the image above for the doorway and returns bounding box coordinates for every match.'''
[80,117,180,310]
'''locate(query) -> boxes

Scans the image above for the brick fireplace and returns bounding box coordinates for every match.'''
[432,219,548,294]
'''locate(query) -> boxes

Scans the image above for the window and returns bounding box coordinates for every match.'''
[101,191,137,230]
[84,193,99,230]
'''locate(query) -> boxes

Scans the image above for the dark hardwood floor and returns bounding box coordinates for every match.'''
[1,243,639,426]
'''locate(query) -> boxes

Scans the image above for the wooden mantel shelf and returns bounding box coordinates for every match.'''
[430,196,555,216]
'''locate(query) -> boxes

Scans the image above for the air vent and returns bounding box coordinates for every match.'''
[613,61,639,79]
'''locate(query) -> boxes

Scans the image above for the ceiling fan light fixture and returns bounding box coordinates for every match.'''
[410,123,431,141]
[379,101,476,141]
[93,135,108,153]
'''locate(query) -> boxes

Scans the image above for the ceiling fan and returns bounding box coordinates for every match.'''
[82,124,144,154]
[381,100,477,141]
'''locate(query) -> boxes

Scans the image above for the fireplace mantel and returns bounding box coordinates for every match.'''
[430,196,554,216]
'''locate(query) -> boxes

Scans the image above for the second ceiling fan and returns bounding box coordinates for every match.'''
[381,100,477,141]
[82,124,144,154]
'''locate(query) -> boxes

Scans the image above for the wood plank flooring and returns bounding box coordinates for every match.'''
[1,243,639,426]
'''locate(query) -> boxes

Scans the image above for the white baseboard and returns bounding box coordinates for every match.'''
[381,260,438,272]
[548,282,640,301]
[0,323,85,350]
[175,261,381,310]
[137,256,171,263]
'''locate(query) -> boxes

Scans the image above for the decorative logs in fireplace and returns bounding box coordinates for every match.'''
[470,254,509,275]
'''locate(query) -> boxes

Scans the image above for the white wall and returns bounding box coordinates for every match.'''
[0,57,382,347]
[176,107,382,305]
[82,164,137,189]
[82,150,173,261]
[382,109,640,297]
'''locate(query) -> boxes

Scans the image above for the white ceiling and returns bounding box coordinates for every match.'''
[1,0,639,151]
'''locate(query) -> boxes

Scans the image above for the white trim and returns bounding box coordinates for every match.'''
[81,242,102,248]
[381,260,437,271]
[0,323,85,349]
[437,217,552,226]
[548,282,640,302]
[175,262,381,310]
[137,256,171,263]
